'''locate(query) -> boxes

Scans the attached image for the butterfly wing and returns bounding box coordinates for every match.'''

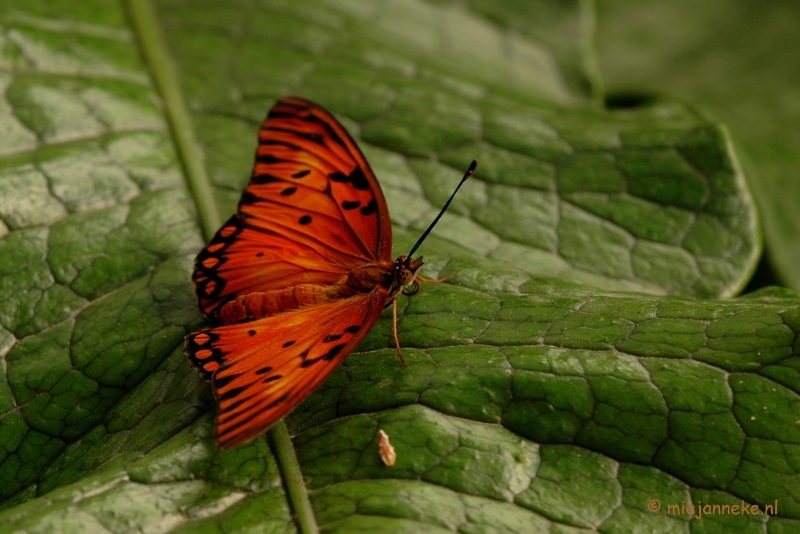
[185,289,388,449]
[194,97,393,318]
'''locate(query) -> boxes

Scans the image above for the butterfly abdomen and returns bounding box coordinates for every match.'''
[218,284,337,323]
[217,262,395,324]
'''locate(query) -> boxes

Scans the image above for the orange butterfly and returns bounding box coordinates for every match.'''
[185,97,476,449]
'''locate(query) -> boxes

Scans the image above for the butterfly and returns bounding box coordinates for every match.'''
[184,96,476,449]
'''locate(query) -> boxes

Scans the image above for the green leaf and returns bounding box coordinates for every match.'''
[596,0,800,293]
[1,0,799,533]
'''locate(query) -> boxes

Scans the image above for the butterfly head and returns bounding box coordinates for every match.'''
[391,255,424,297]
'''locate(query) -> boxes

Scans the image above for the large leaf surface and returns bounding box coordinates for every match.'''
[596,0,800,293]
[1,0,798,532]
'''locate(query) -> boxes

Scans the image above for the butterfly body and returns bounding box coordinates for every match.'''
[214,256,422,324]
[185,97,454,449]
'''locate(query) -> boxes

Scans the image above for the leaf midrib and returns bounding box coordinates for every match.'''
[126,0,221,236]
[125,1,319,532]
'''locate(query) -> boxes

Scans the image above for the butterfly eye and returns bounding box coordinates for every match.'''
[402,280,420,296]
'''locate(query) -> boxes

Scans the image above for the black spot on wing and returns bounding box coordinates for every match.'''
[292,169,310,179]
[281,187,297,196]
[360,199,377,216]
[215,375,236,389]
[256,154,283,164]
[303,132,325,144]
[299,215,312,225]
[261,139,303,151]
[323,334,343,343]
[251,173,281,184]
[267,111,295,119]
[262,375,282,383]
[266,127,325,145]
[220,386,247,401]
[255,366,273,375]
[225,397,248,413]
[345,325,360,334]
[342,200,360,210]
[329,168,371,191]
[239,191,261,206]
[283,340,295,348]
[350,167,370,190]
[267,102,348,150]
[299,342,348,369]
[266,393,289,409]
[324,343,347,360]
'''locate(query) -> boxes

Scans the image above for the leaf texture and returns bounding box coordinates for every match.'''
[1,1,798,533]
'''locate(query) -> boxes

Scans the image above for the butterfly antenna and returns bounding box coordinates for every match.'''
[408,159,477,258]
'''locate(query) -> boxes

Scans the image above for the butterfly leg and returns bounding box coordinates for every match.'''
[392,298,406,364]
[417,272,453,284]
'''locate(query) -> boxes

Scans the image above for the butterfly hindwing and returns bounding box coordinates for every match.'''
[194,97,393,318]
[185,289,388,449]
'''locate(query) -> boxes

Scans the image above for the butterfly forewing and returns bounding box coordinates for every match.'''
[185,290,387,449]
[258,98,392,260]
[193,97,392,318]
[240,185,373,263]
